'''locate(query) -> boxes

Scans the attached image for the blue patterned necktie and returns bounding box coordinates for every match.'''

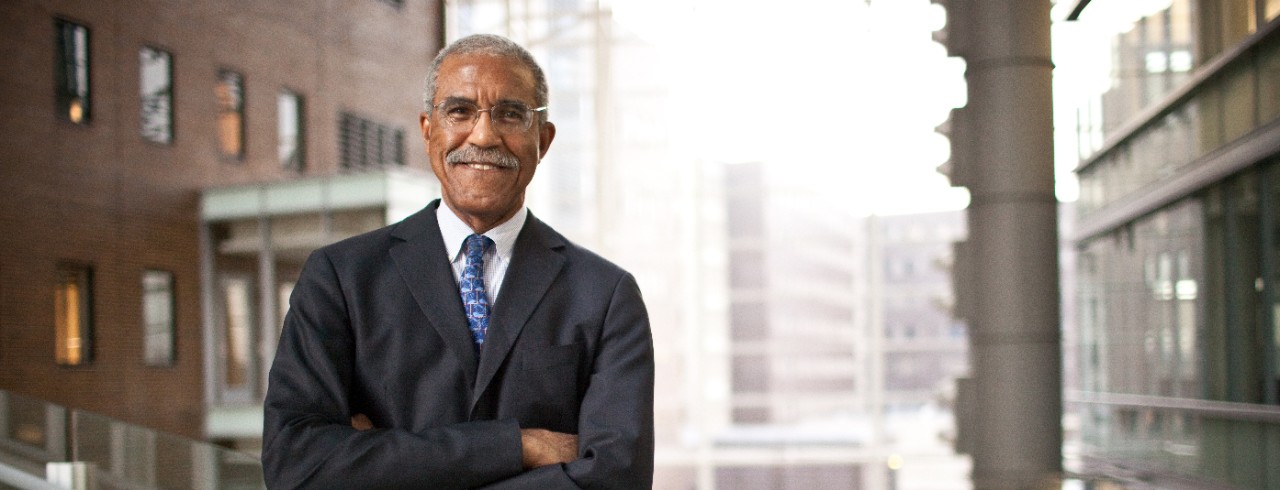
[460,234,493,351]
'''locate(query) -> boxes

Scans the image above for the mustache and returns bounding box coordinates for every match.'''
[445,145,521,169]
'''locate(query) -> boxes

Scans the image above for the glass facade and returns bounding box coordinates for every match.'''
[1077,164,1280,487]
[1076,2,1280,219]
[1069,1,1280,487]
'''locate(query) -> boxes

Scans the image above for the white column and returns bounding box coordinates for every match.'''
[963,1,1062,488]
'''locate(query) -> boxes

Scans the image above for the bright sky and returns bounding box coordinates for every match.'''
[609,0,1106,215]
[610,0,970,215]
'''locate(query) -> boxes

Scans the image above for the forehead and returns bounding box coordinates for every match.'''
[435,53,538,102]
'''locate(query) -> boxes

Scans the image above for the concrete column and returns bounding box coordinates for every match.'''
[199,222,219,407]
[963,1,1062,488]
[257,216,278,399]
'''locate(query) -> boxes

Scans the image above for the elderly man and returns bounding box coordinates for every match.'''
[262,34,655,489]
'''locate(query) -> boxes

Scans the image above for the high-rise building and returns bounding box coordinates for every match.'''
[715,161,875,488]
[1063,0,1280,487]
[874,211,968,414]
[0,0,443,449]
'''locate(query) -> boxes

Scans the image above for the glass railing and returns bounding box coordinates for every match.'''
[0,389,263,490]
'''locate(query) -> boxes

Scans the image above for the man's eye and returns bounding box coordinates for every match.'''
[494,106,528,123]
[444,105,477,119]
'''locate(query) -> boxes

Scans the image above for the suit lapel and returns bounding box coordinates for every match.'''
[471,213,565,407]
[389,200,478,389]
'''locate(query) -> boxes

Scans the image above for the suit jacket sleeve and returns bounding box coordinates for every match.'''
[479,271,656,490]
[261,248,525,489]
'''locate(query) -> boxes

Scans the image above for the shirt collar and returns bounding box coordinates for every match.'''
[437,200,527,262]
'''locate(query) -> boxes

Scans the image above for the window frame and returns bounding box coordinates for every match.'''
[277,89,305,172]
[139,45,174,145]
[142,269,176,367]
[215,69,245,161]
[54,262,93,366]
[54,18,91,125]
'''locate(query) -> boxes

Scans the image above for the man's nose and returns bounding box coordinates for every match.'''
[465,111,502,147]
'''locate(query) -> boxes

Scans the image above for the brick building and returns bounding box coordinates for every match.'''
[0,0,443,447]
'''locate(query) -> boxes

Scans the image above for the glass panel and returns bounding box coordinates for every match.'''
[142,270,175,366]
[1219,0,1257,54]
[1270,162,1280,404]
[1221,64,1257,143]
[71,410,264,489]
[216,70,244,159]
[1205,172,1265,403]
[55,263,92,366]
[139,47,172,144]
[1259,33,1280,125]
[54,20,90,124]
[277,90,303,171]
[1070,0,1197,139]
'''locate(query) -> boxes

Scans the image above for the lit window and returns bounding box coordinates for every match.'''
[54,19,90,124]
[278,90,304,171]
[55,263,93,366]
[216,70,244,159]
[142,270,175,366]
[139,47,173,144]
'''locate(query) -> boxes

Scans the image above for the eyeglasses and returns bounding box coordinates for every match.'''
[431,99,547,135]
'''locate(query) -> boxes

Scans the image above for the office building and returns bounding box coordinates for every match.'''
[0,0,443,448]
[1064,0,1280,487]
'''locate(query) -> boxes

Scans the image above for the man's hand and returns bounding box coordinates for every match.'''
[352,413,374,430]
[520,428,578,469]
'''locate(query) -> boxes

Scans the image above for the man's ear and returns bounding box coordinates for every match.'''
[538,121,556,160]
[419,112,432,142]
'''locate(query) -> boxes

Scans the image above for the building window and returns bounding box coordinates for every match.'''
[55,263,93,366]
[142,270,175,366]
[139,46,173,144]
[215,70,244,160]
[278,90,304,171]
[378,0,404,8]
[338,112,404,170]
[219,275,257,402]
[54,19,90,124]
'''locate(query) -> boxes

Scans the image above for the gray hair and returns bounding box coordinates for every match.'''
[423,34,549,119]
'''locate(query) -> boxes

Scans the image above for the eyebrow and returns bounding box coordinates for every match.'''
[438,96,533,108]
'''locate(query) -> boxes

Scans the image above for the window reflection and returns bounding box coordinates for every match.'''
[277,90,303,171]
[140,47,173,144]
[143,270,175,366]
[216,71,244,159]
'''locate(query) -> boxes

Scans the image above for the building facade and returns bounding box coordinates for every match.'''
[0,0,443,448]
[712,161,879,489]
[874,211,968,414]
[1064,0,1280,487]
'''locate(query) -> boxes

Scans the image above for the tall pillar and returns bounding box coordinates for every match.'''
[937,1,1062,488]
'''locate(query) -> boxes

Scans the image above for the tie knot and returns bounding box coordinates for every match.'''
[465,234,492,260]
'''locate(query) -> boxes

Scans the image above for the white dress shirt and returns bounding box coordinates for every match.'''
[436,201,528,306]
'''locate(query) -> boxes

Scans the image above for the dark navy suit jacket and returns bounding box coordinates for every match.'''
[262,200,654,489]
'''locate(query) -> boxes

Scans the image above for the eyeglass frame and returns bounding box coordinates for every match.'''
[429,98,549,135]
